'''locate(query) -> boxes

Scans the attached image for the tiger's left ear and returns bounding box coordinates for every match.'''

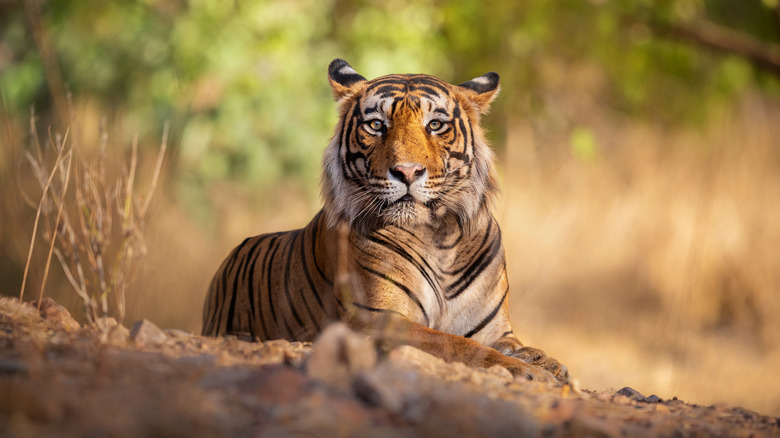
[328,59,368,102]
[458,72,500,114]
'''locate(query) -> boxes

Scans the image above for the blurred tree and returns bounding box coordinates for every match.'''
[1,0,778,219]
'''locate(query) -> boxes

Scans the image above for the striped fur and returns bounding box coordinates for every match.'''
[202,59,568,382]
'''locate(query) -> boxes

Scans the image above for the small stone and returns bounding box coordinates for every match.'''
[353,368,404,413]
[306,322,377,388]
[106,324,130,346]
[95,317,119,331]
[616,386,646,401]
[129,319,167,347]
[84,317,122,342]
[33,298,80,331]
[667,398,685,407]
[644,394,662,403]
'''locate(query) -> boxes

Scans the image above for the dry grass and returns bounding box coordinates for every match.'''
[16,112,167,325]
[500,93,780,415]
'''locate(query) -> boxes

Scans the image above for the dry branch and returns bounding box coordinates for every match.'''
[649,17,780,77]
[20,116,167,324]
[19,129,70,301]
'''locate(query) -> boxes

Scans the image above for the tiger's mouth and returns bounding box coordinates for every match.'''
[377,194,433,227]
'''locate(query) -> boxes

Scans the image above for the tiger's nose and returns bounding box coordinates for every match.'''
[389,164,426,186]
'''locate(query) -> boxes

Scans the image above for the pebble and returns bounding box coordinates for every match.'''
[306,323,377,389]
[33,297,81,331]
[105,324,130,346]
[129,319,167,347]
[616,386,663,403]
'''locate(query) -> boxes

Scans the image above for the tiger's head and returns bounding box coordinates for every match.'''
[321,59,500,233]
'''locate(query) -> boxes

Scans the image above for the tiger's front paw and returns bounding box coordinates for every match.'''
[500,359,557,383]
[511,346,569,384]
[491,338,570,384]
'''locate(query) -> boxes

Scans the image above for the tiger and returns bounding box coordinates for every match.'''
[202,59,568,383]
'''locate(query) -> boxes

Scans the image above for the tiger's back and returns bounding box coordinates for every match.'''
[202,211,338,341]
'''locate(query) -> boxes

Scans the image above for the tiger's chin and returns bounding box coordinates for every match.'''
[379,200,432,228]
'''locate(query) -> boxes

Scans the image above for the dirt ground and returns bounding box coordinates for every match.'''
[0,296,777,438]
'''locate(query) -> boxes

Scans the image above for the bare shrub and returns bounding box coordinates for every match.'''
[19,115,167,324]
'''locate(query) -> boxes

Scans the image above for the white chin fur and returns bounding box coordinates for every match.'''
[380,201,431,227]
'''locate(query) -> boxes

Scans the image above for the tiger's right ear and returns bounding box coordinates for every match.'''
[328,59,367,102]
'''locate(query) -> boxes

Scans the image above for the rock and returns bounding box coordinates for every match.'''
[95,317,119,331]
[354,360,539,436]
[78,317,129,345]
[164,328,192,338]
[569,413,622,438]
[616,386,663,403]
[105,324,130,346]
[129,319,167,347]
[353,367,405,413]
[387,344,444,375]
[306,322,377,389]
[33,297,81,331]
[616,386,645,401]
[486,364,514,380]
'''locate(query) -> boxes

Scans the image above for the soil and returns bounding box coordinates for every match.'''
[1,296,778,438]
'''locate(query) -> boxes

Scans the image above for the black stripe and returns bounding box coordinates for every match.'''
[297,283,321,335]
[409,85,445,98]
[310,212,333,287]
[447,231,502,300]
[351,301,406,318]
[366,78,408,92]
[340,104,362,181]
[357,262,429,327]
[261,235,282,338]
[281,231,305,331]
[464,286,508,338]
[373,84,405,98]
[245,234,276,340]
[366,231,441,300]
[242,239,263,339]
[441,219,493,276]
[220,238,250,334]
[299,221,327,313]
[406,75,450,88]
[434,218,464,250]
[227,239,255,333]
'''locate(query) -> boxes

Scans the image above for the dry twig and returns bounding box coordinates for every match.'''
[20,116,167,324]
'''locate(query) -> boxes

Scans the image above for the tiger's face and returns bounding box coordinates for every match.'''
[322,59,500,232]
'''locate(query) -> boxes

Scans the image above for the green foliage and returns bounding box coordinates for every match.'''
[1,0,777,219]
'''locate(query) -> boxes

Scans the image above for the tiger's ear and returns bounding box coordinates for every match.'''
[328,59,367,102]
[457,72,500,114]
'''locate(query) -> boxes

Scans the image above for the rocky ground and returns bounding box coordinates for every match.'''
[0,296,777,438]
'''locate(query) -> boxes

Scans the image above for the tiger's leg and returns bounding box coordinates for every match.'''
[490,332,569,383]
[367,315,560,383]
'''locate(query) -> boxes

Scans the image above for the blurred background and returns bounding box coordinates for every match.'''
[2,0,779,416]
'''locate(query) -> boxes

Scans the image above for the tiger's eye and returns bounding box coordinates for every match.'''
[369,120,383,131]
[428,120,442,131]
